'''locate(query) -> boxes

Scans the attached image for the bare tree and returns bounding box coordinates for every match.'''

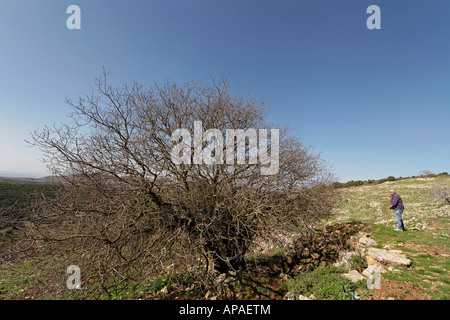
[13,74,336,297]
[419,170,435,177]
[431,184,450,205]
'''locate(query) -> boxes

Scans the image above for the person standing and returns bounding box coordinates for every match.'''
[389,189,405,231]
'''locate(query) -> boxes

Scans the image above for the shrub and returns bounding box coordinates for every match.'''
[332,182,344,188]
[348,255,368,273]
[344,180,364,188]
[285,266,357,300]
[430,184,450,205]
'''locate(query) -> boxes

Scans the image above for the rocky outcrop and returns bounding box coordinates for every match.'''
[250,230,298,254]
[281,224,365,273]
[336,231,410,283]
[282,224,413,299]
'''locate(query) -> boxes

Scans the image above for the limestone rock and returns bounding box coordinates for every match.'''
[367,248,411,267]
[362,264,386,278]
[285,292,295,300]
[158,286,168,295]
[213,272,239,299]
[343,270,365,283]
[333,251,358,269]
[358,234,378,247]
[311,253,320,260]
[348,232,378,251]
[298,294,316,300]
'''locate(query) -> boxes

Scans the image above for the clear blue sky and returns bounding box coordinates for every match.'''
[0,0,449,181]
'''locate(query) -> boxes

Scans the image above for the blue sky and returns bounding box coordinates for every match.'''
[0,0,449,181]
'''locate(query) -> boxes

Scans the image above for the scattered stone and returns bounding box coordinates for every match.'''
[298,294,316,300]
[311,253,320,260]
[343,270,365,283]
[213,272,239,299]
[362,264,386,278]
[158,286,168,295]
[333,251,358,269]
[358,233,378,247]
[301,247,310,258]
[319,260,329,267]
[284,292,296,300]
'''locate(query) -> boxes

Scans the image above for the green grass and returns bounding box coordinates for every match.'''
[0,259,48,299]
[285,266,365,300]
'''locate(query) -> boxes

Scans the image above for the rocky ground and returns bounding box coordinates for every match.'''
[155,176,449,300]
[322,175,450,300]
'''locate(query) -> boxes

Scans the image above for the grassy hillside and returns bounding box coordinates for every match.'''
[328,175,450,299]
[0,176,448,300]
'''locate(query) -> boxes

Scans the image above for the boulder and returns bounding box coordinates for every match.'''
[367,248,411,267]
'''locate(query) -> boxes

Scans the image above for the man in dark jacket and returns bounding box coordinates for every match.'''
[389,189,405,231]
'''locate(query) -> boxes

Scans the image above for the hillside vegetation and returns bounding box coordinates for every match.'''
[328,175,450,299]
[0,183,58,209]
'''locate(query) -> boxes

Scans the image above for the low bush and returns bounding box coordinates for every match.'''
[285,266,358,300]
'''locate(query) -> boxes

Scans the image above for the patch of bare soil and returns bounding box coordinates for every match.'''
[367,278,432,300]
[403,243,449,257]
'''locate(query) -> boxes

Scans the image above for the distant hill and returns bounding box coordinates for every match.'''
[0,176,59,185]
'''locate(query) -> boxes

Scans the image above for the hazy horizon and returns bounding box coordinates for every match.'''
[1,169,447,183]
